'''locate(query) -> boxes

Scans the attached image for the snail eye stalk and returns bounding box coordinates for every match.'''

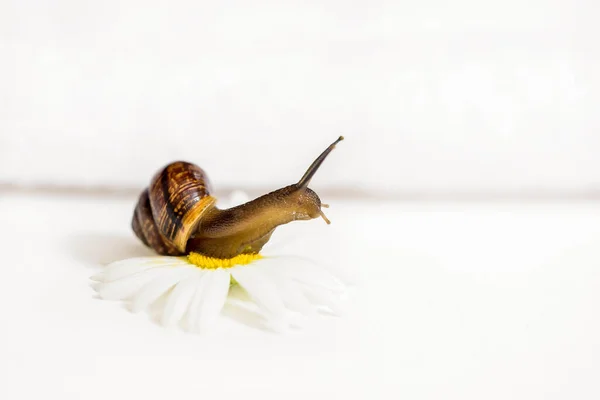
[319,209,331,225]
[297,136,344,189]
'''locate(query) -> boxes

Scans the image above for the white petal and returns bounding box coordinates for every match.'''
[161,272,203,327]
[106,257,185,269]
[130,267,195,313]
[267,272,316,315]
[227,190,250,207]
[194,269,230,332]
[230,266,287,318]
[185,271,210,330]
[277,254,350,284]
[90,272,105,282]
[302,285,346,317]
[100,257,187,283]
[260,256,346,293]
[96,266,186,300]
[259,232,300,254]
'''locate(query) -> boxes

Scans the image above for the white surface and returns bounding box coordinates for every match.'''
[1,1,600,193]
[1,192,600,399]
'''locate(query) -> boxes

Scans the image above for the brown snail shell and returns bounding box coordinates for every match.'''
[132,161,216,256]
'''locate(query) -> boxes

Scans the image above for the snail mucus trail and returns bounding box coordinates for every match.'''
[132,136,344,260]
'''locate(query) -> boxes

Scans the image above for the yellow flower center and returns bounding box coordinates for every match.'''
[186,252,263,270]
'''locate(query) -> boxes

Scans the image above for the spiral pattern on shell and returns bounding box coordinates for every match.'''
[131,161,216,255]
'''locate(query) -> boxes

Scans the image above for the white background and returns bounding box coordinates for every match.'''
[2,2,600,400]
[2,193,600,400]
[1,0,599,195]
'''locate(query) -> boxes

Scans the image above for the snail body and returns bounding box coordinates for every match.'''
[132,137,343,259]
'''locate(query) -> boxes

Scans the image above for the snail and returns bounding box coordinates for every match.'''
[132,136,344,259]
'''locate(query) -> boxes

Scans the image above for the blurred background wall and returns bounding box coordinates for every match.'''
[1,0,598,198]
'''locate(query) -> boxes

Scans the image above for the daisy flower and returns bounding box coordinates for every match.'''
[91,250,347,333]
[91,191,348,333]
